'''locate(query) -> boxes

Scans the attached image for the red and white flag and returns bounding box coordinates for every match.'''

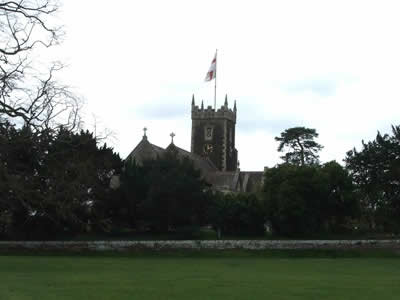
[204,52,217,81]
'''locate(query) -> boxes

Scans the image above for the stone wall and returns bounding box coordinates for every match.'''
[1,240,400,252]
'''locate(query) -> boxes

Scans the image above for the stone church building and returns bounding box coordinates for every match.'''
[126,95,263,193]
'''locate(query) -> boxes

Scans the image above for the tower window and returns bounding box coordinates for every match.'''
[204,126,214,141]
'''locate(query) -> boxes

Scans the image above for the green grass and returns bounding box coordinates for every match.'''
[1,253,400,299]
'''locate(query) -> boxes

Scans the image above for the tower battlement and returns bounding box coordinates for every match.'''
[191,95,236,123]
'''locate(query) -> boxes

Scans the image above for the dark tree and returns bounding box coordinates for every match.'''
[0,122,45,238]
[345,125,400,232]
[0,2,120,239]
[208,192,266,237]
[108,160,148,230]
[320,161,359,232]
[135,147,210,234]
[0,124,122,239]
[275,127,323,166]
[263,162,357,236]
[38,129,122,236]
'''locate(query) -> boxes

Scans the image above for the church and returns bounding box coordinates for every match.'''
[126,95,263,193]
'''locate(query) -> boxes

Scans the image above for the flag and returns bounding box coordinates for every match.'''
[204,52,217,81]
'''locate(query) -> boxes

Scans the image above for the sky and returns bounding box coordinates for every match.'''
[53,0,400,171]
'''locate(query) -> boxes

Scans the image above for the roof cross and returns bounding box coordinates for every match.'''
[143,127,147,137]
[170,132,175,144]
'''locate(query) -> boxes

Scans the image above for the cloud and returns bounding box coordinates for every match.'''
[136,103,188,120]
[284,79,337,96]
[239,119,301,134]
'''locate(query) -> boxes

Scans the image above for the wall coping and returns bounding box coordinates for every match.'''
[1,240,400,251]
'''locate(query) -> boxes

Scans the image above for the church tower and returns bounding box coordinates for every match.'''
[191,95,238,171]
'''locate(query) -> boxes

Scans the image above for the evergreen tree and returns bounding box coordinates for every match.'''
[208,193,266,237]
[275,127,323,166]
[345,125,400,232]
[120,147,210,234]
[0,124,122,239]
[263,162,357,236]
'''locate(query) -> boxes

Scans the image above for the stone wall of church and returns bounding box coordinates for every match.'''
[224,120,237,171]
[191,101,238,171]
[191,118,225,170]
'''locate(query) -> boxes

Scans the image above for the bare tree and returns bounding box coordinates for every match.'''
[0,0,81,131]
[91,113,117,146]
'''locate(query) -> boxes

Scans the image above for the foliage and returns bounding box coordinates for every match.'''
[275,127,323,165]
[107,160,148,229]
[119,146,211,234]
[263,162,357,236]
[208,192,266,237]
[320,161,360,231]
[0,122,45,238]
[345,125,400,232]
[0,123,122,239]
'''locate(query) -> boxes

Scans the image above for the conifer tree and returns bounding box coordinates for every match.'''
[275,127,323,165]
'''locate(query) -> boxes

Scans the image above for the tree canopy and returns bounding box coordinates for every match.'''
[263,162,357,236]
[0,123,122,239]
[345,125,400,232]
[117,147,211,235]
[275,127,323,166]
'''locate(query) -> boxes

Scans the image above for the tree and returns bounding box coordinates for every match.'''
[320,161,359,232]
[0,124,122,239]
[122,147,211,234]
[0,1,122,239]
[263,162,357,236]
[107,160,148,230]
[345,125,400,232]
[35,129,122,237]
[0,122,45,238]
[275,127,323,166]
[208,192,266,237]
[1,0,81,131]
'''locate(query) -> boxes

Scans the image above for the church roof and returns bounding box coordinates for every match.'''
[125,136,263,193]
[126,136,165,165]
[126,138,218,175]
[239,171,264,193]
[207,171,241,192]
[166,143,218,174]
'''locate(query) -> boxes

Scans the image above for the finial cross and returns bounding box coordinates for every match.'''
[143,127,147,137]
[170,132,175,144]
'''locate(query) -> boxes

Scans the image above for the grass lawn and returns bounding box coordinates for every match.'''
[0,252,400,300]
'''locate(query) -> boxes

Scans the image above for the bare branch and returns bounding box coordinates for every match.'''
[0,1,82,133]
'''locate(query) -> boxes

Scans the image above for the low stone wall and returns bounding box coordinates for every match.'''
[1,240,400,252]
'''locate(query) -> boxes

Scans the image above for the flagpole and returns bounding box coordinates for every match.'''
[214,49,217,110]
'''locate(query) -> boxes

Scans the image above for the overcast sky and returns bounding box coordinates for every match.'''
[54,0,400,171]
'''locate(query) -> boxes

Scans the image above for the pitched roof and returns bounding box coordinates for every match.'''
[207,171,241,192]
[166,143,218,174]
[240,171,264,193]
[126,136,165,165]
[125,138,263,193]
